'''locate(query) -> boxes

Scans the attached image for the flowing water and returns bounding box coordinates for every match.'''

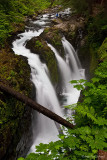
[12,10,85,154]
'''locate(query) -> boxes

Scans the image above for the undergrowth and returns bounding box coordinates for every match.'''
[0,0,51,47]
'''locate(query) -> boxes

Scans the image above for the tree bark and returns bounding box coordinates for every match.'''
[98,150,107,160]
[0,83,74,129]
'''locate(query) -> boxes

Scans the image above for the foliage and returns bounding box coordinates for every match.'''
[60,0,90,14]
[98,37,107,60]
[0,50,31,158]
[33,0,51,11]
[18,59,107,159]
[87,13,107,48]
[35,40,43,48]
[76,5,107,74]
[0,0,106,159]
[0,0,51,46]
[18,1,107,159]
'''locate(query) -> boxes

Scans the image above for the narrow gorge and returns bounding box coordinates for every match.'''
[0,0,107,159]
[12,9,85,156]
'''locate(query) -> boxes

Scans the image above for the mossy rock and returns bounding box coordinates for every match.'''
[0,49,32,160]
[0,50,31,94]
[41,27,65,57]
[90,47,99,75]
[26,37,59,84]
[89,37,107,76]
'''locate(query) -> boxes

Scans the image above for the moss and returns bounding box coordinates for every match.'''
[90,47,99,74]
[26,37,59,84]
[44,27,50,33]
[46,28,62,48]
[42,49,58,84]
[12,22,25,33]
[0,49,31,159]
[41,27,64,57]
[98,37,107,61]
[68,31,76,39]
[89,37,107,76]
[35,40,43,48]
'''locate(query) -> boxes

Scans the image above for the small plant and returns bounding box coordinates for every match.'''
[35,40,43,48]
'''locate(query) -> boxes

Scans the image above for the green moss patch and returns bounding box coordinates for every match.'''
[41,27,64,56]
[98,37,107,61]
[26,37,59,84]
[0,49,31,159]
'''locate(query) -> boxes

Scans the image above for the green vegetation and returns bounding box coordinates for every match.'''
[61,0,89,14]
[0,0,53,157]
[43,27,62,48]
[42,27,65,57]
[0,0,57,159]
[0,0,51,46]
[0,0,107,159]
[18,49,107,160]
[26,37,59,84]
[35,40,43,48]
[18,0,107,160]
[60,0,107,15]
[0,50,31,159]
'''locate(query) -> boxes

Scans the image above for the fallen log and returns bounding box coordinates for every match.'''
[98,150,107,160]
[0,83,74,129]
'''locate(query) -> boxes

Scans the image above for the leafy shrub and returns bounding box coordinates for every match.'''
[0,0,51,46]
[18,58,107,159]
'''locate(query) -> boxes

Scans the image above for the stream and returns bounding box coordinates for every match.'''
[12,9,85,154]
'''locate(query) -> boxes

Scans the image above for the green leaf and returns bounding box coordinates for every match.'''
[74,84,84,90]
[70,80,78,84]
[17,158,25,160]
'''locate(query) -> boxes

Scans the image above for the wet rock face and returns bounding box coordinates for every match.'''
[26,37,59,85]
[15,105,33,160]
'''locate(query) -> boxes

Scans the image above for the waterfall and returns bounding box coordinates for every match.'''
[62,37,81,77]
[47,43,72,92]
[12,11,85,155]
[48,42,85,107]
[12,28,63,153]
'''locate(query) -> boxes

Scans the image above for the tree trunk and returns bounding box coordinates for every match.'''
[0,83,74,129]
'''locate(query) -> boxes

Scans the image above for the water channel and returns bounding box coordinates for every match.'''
[12,9,85,154]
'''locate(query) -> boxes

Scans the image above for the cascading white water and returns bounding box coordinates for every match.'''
[12,10,85,155]
[48,42,85,107]
[12,27,63,153]
[63,37,82,69]
[47,43,72,91]
[62,37,81,77]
